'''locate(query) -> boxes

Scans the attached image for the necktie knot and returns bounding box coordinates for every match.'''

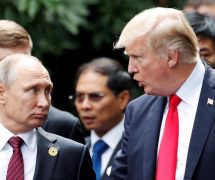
[93,140,109,155]
[8,136,23,149]
[7,136,24,180]
[169,94,181,108]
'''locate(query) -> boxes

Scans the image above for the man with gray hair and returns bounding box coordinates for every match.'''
[109,7,215,180]
[0,19,85,144]
[0,53,95,180]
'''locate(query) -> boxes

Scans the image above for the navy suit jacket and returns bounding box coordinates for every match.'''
[109,64,215,180]
[42,106,85,144]
[86,137,122,180]
[33,128,95,180]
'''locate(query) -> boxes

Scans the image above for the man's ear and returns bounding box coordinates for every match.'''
[117,90,131,111]
[167,50,179,68]
[0,84,6,104]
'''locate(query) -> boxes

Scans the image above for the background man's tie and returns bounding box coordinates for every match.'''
[92,140,109,180]
[156,95,181,180]
[6,136,24,180]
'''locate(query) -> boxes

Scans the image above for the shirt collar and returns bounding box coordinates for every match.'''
[0,123,13,151]
[176,59,205,105]
[0,123,37,152]
[91,117,124,150]
[19,129,37,152]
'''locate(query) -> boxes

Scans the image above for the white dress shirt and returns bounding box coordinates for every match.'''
[90,118,124,177]
[158,59,205,180]
[0,124,38,180]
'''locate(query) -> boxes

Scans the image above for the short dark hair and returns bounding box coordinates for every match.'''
[74,57,132,95]
[185,12,215,41]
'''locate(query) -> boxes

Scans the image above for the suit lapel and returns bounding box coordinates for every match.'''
[142,96,167,179]
[184,66,215,179]
[102,139,122,180]
[85,136,91,149]
[33,128,60,180]
[86,135,122,180]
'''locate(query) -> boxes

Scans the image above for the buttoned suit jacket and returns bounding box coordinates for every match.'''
[109,64,215,180]
[86,136,122,180]
[42,106,85,144]
[33,128,95,180]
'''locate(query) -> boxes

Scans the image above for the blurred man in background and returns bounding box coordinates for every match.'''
[184,0,215,17]
[197,0,215,17]
[183,0,201,12]
[74,57,132,180]
[186,12,215,68]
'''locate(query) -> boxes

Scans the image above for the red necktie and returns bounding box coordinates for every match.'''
[156,95,181,180]
[6,136,24,180]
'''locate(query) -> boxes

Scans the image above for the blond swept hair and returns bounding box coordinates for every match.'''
[115,7,199,63]
[0,20,32,49]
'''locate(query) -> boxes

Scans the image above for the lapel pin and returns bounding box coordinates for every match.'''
[48,147,58,156]
[207,98,214,105]
[106,166,112,176]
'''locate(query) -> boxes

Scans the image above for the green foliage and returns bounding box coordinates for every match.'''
[85,0,155,49]
[0,0,92,57]
[0,0,186,58]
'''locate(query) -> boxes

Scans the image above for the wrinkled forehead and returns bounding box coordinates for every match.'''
[13,60,52,86]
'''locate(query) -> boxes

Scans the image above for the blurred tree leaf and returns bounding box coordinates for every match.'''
[84,0,155,49]
[0,0,186,58]
[0,0,92,57]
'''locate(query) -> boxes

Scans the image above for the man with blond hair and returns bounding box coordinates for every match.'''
[109,7,215,180]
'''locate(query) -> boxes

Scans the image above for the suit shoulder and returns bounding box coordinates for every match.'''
[47,106,79,123]
[129,94,159,107]
[39,128,85,149]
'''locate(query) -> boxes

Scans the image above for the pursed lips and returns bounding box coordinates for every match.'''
[32,113,47,119]
[82,116,95,123]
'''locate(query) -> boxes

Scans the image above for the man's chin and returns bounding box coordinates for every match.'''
[30,119,47,128]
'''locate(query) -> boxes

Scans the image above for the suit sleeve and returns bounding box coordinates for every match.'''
[108,106,132,180]
[78,146,96,180]
[70,118,86,145]
[43,109,86,145]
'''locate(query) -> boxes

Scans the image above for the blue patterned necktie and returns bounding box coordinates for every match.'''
[92,140,109,180]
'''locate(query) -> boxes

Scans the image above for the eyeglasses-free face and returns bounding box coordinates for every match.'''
[74,70,124,136]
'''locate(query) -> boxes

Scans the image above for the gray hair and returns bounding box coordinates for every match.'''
[0,54,41,87]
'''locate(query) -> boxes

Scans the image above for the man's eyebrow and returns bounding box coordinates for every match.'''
[200,48,210,52]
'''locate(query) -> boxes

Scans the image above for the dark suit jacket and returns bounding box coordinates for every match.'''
[33,128,95,180]
[86,136,122,180]
[109,64,215,180]
[42,106,85,144]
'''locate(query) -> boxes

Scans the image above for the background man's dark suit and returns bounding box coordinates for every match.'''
[42,106,85,144]
[85,137,122,180]
[109,65,215,180]
[33,128,95,180]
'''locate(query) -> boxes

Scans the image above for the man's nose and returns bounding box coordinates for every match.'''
[128,59,138,74]
[38,93,50,109]
[80,97,92,109]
